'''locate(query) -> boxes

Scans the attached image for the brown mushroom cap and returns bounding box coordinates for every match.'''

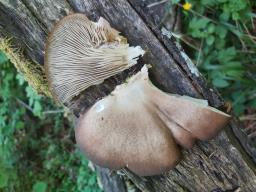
[75,65,231,176]
[45,14,144,103]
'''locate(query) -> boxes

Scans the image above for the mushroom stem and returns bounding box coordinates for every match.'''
[76,65,231,176]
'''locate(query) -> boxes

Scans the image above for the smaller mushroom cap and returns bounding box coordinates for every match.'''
[45,14,144,103]
[76,65,231,176]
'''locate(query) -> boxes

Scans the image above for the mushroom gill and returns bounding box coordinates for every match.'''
[76,65,231,176]
[45,13,144,103]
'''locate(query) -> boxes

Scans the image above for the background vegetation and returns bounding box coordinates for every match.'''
[0,51,101,191]
[0,0,255,191]
[172,0,256,115]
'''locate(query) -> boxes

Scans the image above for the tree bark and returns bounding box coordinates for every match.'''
[0,0,255,191]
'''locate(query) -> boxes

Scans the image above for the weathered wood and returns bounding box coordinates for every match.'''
[95,166,127,192]
[0,0,255,191]
[0,0,53,64]
[231,119,256,164]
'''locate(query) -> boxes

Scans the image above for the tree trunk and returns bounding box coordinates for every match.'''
[0,0,255,191]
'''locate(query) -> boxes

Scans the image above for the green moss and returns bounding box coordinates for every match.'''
[0,38,52,98]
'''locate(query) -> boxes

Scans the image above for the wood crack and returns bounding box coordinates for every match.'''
[20,0,48,34]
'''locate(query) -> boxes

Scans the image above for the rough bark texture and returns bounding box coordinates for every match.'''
[95,166,127,192]
[0,0,255,191]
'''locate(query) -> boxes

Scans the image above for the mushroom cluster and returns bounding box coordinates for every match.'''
[45,13,231,176]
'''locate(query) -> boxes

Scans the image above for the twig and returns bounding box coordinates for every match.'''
[244,121,256,132]
[180,36,200,51]
[147,0,167,8]
[242,22,256,44]
[239,114,256,121]
[196,38,204,66]
[16,97,33,112]
[161,27,200,50]
[16,97,64,115]
[251,16,255,31]
[43,110,64,114]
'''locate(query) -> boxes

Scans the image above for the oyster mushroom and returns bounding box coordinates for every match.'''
[45,14,231,176]
[45,13,144,103]
[76,65,230,176]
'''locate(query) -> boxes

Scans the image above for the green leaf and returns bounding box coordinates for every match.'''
[197,18,210,28]
[15,121,24,129]
[32,181,47,192]
[222,22,243,38]
[0,172,8,188]
[215,25,227,38]
[206,35,215,45]
[201,0,216,6]
[205,62,243,71]
[217,47,236,63]
[219,12,230,21]
[232,12,240,20]
[248,12,256,18]
[0,51,8,65]
[171,0,180,4]
[212,78,230,88]
[33,101,42,117]
[16,74,26,86]
[88,176,96,186]
[207,23,215,33]
[248,99,256,108]
[233,104,245,115]
[228,0,247,12]
[214,38,226,49]
[226,70,244,77]
[231,91,246,105]
[189,18,211,38]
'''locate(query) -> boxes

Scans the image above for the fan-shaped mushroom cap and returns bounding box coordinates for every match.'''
[76,65,231,176]
[45,14,144,103]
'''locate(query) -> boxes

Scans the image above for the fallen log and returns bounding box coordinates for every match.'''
[0,0,255,191]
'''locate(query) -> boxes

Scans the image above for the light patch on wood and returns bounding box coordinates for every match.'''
[180,52,200,77]
[161,27,200,77]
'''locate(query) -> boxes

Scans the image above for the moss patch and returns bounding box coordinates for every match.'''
[0,38,52,98]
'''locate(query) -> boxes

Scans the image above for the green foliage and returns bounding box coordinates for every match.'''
[32,182,47,192]
[171,0,256,115]
[0,50,102,191]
